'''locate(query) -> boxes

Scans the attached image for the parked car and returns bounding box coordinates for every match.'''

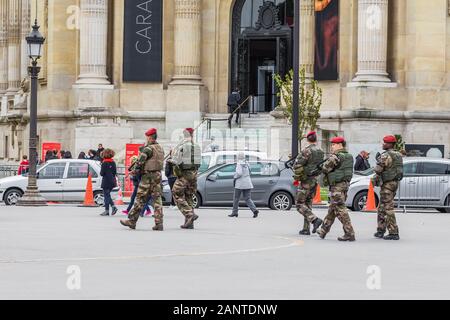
[0,159,118,206]
[182,160,296,210]
[347,157,450,213]
[199,150,268,174]
[160,150,269,205]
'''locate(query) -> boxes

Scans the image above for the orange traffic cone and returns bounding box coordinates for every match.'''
[80,174,96,207]
[313,184,323,205]
[115,180,125,206]
[363,180,378,212]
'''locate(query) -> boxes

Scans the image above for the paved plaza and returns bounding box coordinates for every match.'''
[0,204,449,300]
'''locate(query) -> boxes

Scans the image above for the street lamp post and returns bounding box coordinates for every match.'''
[16,20,47,207]
[292,0,300,158]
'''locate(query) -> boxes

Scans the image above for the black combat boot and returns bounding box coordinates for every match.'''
[253,210,259,218]
[338,234,356,242]
[228,213,238,218]
[374,230,385,239]
[120,219,136,230]
[152,224,164,231]
[383,234,400,241]
[299,229,311,236]
[312,218,323,234]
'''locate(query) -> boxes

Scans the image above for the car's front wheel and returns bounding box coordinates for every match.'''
[4,188,23,206]
[270,191,293,211]
[437,195,450,213]
[94,191,104,207]
[352,190,379,212]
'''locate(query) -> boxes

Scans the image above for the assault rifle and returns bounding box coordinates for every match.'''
[308,158,329,177]
[372,152,383,187]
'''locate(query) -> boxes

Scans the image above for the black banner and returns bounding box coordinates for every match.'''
[123,0,163,82]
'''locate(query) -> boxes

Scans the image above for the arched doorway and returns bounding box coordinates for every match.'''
[230,0,294,113]
[230,0,340,112]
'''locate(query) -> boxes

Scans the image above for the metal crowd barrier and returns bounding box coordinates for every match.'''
[396,175,450,212]
[0,165,18,178]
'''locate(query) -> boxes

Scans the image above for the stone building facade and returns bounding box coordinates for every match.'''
[0,0,450,164]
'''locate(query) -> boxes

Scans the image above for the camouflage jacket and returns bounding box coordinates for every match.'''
[134,142,155,172]
[293,144,317,182]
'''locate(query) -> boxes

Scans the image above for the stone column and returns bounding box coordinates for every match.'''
[76,0,109,85]
[20,0,30,81]
[7,0,21,94]
[171,0,202,84]
[167,0,207,137]
[299,0,315,81]
[351,0,395,85]
[0,0,8,95]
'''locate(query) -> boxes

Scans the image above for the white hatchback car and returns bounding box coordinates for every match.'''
[347,157,450,213]
[0,159,116,206]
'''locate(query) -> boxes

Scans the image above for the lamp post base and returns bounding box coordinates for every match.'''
[16,187,48,207]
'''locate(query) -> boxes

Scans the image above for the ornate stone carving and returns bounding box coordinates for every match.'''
[255,1,282,30]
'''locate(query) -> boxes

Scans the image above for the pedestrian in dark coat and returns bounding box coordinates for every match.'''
[354,151,370,172]
[97,144,105,161]
[227,88,241,127]
[100,149,118,216]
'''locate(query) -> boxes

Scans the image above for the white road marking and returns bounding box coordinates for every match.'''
[0,233,304,264]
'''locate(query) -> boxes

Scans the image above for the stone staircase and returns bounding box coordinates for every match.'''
[199,113,273,153]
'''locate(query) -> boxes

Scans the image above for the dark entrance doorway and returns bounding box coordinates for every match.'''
[231,0,293,113]
[250,39,276,112]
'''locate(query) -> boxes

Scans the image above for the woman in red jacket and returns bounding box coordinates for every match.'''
[18,155,29,175]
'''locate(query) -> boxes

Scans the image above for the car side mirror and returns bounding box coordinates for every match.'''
[207,174,218,182]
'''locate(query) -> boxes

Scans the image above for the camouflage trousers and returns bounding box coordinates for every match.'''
[173,171,197,218]
[321,181,355,236]
[128,171,163,225]
[296,180,319,230]
[377,181,399,235]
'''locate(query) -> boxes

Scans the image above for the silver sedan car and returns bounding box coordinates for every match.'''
[347,157,450,212]
[186,161,297,211]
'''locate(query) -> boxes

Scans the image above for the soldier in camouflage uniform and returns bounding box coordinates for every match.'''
[372,135,404,241]
[316,137,356,241]
[120,128,165,231]
[170,128,201,229]
[293,131,324,235]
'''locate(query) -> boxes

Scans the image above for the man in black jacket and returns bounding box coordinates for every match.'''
[354,151,370,172]
[227,88,241,127]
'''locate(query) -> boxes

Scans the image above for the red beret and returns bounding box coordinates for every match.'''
[145,128,157,137]
[306,131,316,138]
[383,135,397,143]
[184,128,194,135]
[330,136,345,144]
